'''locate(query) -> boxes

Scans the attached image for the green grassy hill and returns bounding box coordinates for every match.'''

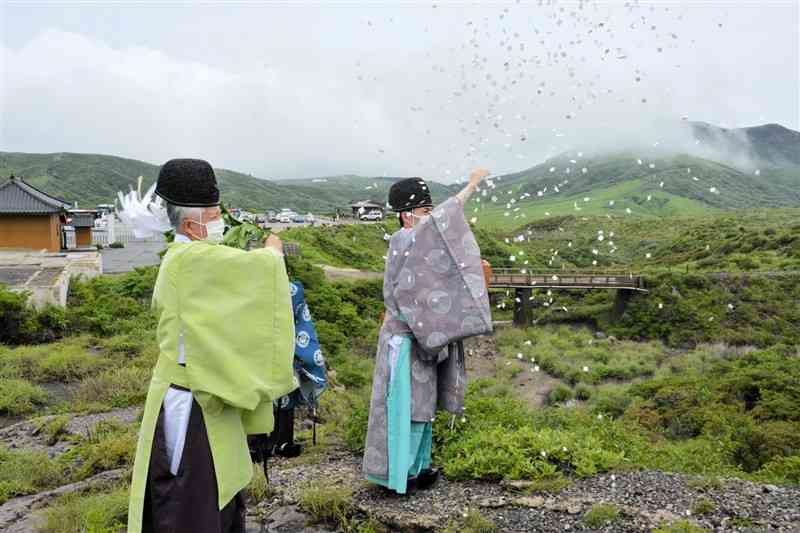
[475,152,800,229]
[0,152,458,214]
[276,175,457,207]
[0,152,332,212]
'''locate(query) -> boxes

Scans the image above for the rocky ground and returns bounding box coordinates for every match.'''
[0,340,798,532]
[250,448,800,533]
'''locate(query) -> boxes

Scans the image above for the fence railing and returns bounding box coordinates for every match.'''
[62,217,166,250]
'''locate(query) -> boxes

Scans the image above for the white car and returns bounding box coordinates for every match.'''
[277,214,293,223]
[360,210,383,221]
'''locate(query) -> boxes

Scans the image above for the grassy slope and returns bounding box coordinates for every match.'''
[280,207,800,274]
[473,179,715,229]
[0,151,330,212]
[494,208,800,272]
[276,175,456,207]
[478,152,800,232]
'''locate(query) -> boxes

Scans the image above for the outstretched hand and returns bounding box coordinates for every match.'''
[469,168,490,188]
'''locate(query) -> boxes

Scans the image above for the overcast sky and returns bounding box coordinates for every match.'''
[2,1,798,181]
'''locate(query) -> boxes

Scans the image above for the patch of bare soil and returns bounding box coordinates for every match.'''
[317,265,383,282]
[463,334,563,408]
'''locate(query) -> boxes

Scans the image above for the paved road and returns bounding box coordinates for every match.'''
[101,241,165,273]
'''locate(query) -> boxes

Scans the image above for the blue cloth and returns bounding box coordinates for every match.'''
[276,281,327,410]
[366,335,433,494]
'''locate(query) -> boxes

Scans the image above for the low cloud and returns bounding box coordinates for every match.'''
[2,2,797,181]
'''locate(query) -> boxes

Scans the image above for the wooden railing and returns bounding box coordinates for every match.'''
[489,268,645,291]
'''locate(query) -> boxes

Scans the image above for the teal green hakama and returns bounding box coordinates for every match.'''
[366,336,433,494]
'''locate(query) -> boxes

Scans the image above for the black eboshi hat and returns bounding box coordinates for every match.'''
[388,177,433,212]
[154,158,220,207]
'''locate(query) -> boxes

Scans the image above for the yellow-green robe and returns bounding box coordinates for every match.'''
[127,241,296,532]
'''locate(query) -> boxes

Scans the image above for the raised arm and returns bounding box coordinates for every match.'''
[455,168,490,205]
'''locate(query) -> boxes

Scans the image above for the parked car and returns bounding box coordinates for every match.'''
[292,215,305,223]
[277,214,293,223]
[360,210,383,221]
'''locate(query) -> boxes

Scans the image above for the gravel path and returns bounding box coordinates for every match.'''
[256,447,800,532]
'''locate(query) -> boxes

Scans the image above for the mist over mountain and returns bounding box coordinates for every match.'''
[1,122,797,217]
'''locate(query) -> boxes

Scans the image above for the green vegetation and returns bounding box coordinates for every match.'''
[0,447,65,504]
[476,151,800,230]
[34,415,72,445]
[443,510,498,533]
[652,520,709,533]
[583,503,621,528]
[0,180,798,533]
[299,483,354,526]
[690,497,716,516]
[40,483,129,533]
[0,377,49,415]
[283,222,392,271]
[496,326,666,384]
[0,151,332,212]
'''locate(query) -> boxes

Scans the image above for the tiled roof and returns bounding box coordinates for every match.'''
[0,176,71,214]
[69,212,96,228]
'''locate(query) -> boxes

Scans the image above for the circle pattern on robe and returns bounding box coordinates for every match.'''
[314,349,325,366]
[397,268,415,291]
[280,395,292,409]
[426,331,448,349]
[432,208,450,232]
[296,331,310,348]
[302,305,311,322]
[290,283,298,296]
[412,359,430,383]
[428,248,454,274]
[464,273,486,299]
[427,290,452,314]
[399,306,417,325]
[461,315,485,333]
[462,233,480,257]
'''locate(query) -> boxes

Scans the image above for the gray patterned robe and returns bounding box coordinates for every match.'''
[362,196,493,479]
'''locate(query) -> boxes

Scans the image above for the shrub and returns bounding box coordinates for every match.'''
[72,367,150,410]
[652,520,709,533]
[575,384,592,401]
[109,241,125,249]
[690,497,716,516]
[0,447,64,504]
[40,483,129,533]
[62,420,137,480]
[583,503,621,528]
[0,378,49,415]
[755,455,800,484]
[34,415,72,446]
[299,484,353,526]
[341,393,370,453]
[547,384,575,405]
[0,286,67,344]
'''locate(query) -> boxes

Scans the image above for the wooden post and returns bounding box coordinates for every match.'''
[513,287,533,327]
[612,289,632,320]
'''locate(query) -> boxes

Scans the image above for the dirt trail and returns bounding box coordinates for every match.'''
[463,333,563,408]
[316,264,383,282]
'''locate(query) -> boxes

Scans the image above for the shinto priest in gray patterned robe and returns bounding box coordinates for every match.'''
[363,173,492,494]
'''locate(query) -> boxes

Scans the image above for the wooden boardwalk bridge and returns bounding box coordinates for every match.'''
[487,268,647,326]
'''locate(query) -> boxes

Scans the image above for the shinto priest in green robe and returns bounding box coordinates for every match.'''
[363,170,493,494]
[120,159,296,532]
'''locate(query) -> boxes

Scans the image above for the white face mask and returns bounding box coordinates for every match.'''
[204,218,226,243]
[405,211,430,227]
[190,218,225,243]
